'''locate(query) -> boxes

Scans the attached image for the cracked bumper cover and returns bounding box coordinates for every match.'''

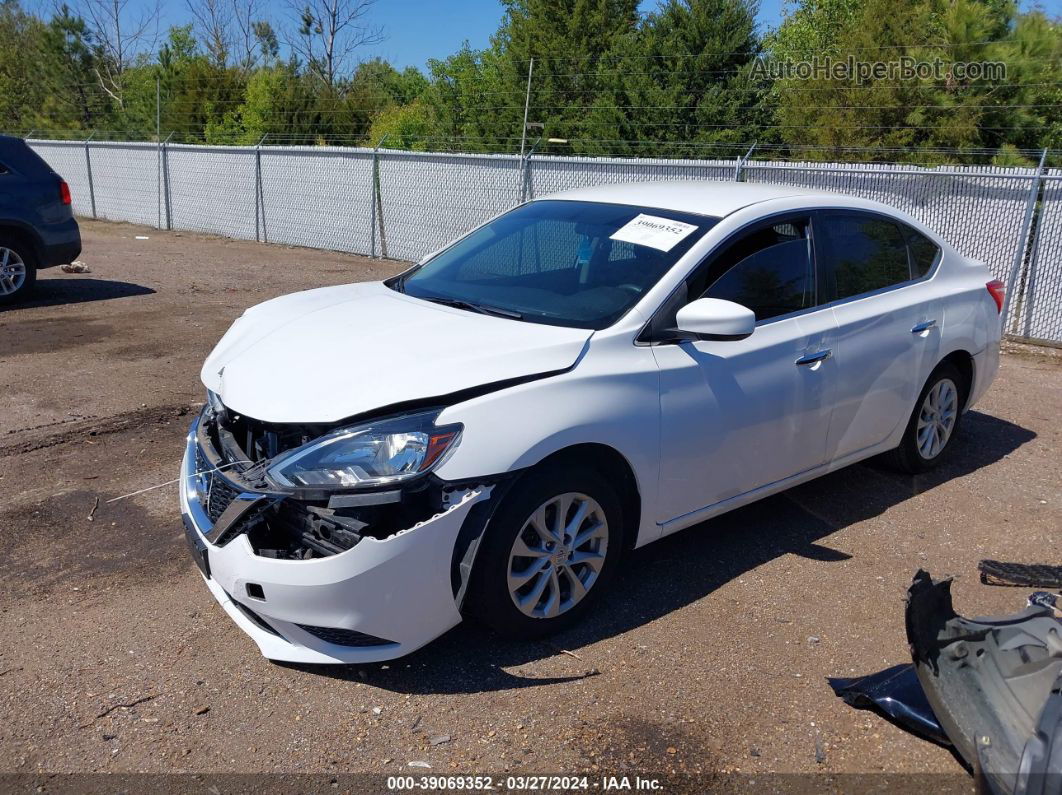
[179,416,491,664]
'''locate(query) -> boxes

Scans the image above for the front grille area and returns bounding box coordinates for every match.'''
[206,475,240,523]
[195,444,241,523]
[296,624,396,647]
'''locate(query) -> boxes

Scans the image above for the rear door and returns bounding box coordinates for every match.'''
[814,210,943,461]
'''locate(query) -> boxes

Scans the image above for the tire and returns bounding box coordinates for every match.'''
[886,361,967,474]
[0,238,37,304]
[468,464,626,639]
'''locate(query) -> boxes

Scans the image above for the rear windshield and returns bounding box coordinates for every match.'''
[0,137,56,178]
[391,200,716,329]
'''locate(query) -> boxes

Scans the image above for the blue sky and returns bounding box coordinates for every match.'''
[357,0,789,68]
[155,0,790,71]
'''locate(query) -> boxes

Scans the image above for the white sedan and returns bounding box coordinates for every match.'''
[180,181,1003,663]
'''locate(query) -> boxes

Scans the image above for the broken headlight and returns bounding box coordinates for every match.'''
[264,410,461,489]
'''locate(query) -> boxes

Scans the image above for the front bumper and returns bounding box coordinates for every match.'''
[179,415,491,664]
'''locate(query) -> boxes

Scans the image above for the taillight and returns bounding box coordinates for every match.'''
[58,179,72,205]
[986,279,1005,314]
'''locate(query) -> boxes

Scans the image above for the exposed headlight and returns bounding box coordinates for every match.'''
[265,410,461,489]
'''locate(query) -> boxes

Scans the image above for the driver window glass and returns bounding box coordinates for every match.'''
[693,217,815,322]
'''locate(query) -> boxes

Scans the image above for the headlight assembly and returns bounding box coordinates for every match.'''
[265,410,461,489]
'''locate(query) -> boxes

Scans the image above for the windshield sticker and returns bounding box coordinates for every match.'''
[609,214,698,252]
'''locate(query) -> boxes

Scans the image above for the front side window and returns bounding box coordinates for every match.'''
[816,213,911,300]
[392,200,716,329]
[695,217,815,322]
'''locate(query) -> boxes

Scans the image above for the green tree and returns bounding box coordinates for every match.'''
[601,0,769,156]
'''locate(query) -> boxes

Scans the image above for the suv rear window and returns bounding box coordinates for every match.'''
[0,136,55,178]
[816,213,911,300]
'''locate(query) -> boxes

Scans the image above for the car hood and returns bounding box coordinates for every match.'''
[201,281,592,424]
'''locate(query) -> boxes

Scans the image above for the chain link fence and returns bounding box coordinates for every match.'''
[26,137,1062,346]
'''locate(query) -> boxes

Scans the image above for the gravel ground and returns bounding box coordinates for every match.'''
[0,219,1059,788]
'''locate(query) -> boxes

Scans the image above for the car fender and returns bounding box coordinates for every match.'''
[434,326,664,548]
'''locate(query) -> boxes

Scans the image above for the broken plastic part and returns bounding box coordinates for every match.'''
[906,569,1062,792]
[828,664,949,746]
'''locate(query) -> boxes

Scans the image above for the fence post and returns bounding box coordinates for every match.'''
[83,131,97,219]
[254,134,267,243]
[734,142,756,182]
[161,132,173,230]
[371,135,389,259]
[520,138,541,204]
[1002,149,1048,334]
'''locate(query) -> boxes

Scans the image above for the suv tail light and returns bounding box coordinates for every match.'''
[986,280,1005,314]
[58,179,72,205]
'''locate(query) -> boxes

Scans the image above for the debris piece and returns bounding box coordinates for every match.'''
[372,706,382,715]
[60,260,91,273]
[135,235,150,240]
[546,643,583,660]
[87,496,100,522]
[828,664,947,745]
[429,734,451,746]
[408,761,431,769]
[194,705,210,715]
[908,569,1062,790]
[78,694,158,728]
[814,735,826,764]
[979,559,1062,589]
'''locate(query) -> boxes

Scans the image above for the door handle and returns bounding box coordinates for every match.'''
[911,319,937,334]
[795,349,832,366]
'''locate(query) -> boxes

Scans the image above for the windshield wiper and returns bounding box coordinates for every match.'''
[420,295,523,320]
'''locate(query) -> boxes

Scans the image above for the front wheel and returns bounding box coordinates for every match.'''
[887,362,966,474]
[468,466,625,639]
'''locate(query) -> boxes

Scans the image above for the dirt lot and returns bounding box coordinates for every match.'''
[1,219,1059,787]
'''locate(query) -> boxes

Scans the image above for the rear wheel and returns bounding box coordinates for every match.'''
[887,362,967,474]
[0,240,37,304]
[469,465,625,639]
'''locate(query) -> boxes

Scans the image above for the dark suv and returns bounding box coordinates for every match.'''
[0,135,82,303]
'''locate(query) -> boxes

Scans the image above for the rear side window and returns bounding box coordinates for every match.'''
[816,213,911,300]
[904,226,941,278]
[698,218,815,322]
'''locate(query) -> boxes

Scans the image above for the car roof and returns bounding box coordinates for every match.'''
[538,180,846,218]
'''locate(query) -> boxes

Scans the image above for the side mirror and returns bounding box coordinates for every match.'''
[674,297,756,341]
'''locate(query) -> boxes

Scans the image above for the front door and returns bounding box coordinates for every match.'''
[651,215,837,528]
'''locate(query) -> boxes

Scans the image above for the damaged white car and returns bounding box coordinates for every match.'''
[181,181,1003,663]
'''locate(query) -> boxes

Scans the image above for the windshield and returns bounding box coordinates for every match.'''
[390,200,717,329]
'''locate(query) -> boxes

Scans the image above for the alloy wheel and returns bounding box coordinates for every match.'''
[917,377,958,459]
[506,492,609,619]
[0,247,27,296]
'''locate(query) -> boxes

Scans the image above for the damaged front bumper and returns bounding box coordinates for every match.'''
[179,412,492,664]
